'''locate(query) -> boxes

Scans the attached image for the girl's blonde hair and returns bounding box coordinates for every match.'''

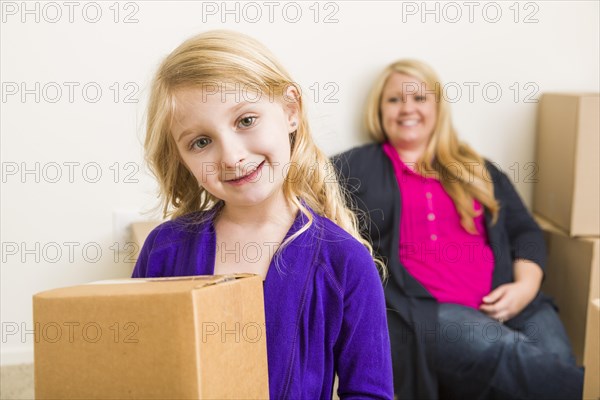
[365,59,499,233]
[145,30,385,275]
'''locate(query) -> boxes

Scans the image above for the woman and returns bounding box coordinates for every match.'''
[333,59,583,399]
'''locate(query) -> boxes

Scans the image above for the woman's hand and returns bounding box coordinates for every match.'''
[479,281,537,322]
[479,259,543,322]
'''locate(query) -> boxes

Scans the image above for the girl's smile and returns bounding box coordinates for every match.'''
[225,160,266,186]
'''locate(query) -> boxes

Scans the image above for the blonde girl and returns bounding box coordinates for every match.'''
[133,30,394,399]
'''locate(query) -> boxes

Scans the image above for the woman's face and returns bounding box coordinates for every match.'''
[379,72,438,153]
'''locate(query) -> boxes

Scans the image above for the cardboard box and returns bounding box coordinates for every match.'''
[583,298,600,400]
[539,215,600,365]
[533,93,600,236]
[34,274,269,399]
[130,220,162,260]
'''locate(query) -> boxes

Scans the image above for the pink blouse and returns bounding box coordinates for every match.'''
[383,142,494,309]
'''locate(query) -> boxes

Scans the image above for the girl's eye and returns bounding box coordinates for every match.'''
[238,116,257,128]
[191,137,211,150]
[415,95,427,102]
[387,97,399,103]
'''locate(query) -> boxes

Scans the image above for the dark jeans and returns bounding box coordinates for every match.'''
[434,302,584,400]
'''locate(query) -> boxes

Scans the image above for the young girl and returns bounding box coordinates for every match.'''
[132,30,394,399]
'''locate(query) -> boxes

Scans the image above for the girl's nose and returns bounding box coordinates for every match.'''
[220,136,247,170]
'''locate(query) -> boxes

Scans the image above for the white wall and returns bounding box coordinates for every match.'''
[1,0,598,365]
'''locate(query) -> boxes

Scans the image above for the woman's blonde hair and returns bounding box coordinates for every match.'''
[145,30,385,275]
[365,59,499,232]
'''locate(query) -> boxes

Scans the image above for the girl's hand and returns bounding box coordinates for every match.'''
[479,281,538,322]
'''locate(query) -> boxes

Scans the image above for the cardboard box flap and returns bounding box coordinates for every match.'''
[534,213,568,235]
[34,274,259,299]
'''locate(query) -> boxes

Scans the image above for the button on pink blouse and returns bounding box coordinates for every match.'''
[383,142,494,309]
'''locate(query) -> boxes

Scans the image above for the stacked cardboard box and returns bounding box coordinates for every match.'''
[34,274,269,399]
[130,220,162,262]
[534,93,599,399]
[584,298,600,400]
[533,93,599,236]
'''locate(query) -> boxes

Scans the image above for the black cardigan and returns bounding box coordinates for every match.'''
[333,143,551,399]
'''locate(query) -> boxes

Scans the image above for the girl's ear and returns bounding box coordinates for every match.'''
[283,85,300,133]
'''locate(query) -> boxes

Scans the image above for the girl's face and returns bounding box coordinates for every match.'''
[171,86,298,208]
[380,72,438,153]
